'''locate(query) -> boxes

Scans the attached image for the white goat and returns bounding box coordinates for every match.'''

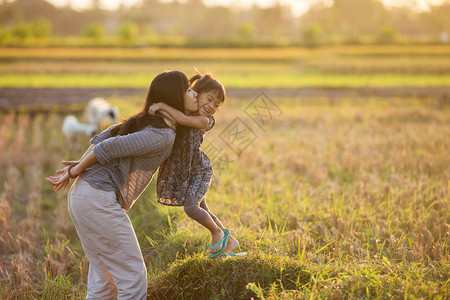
[84,98,119,130]
[62,115,97,152]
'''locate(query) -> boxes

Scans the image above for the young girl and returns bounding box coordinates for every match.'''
[148,73,240,258]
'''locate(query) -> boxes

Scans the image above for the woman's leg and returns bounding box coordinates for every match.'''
[68,178,147,300]
[68,178,118,299]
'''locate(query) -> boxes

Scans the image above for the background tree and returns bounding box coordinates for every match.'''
[0,2,22,26]
[82,23,105,45]
[427,2,450,34]
[376,24,398,44]
[117,22,138,46]
[187,6,234,40]
[329,0,387,36]
[31,18,52,40]
[238,22,255,44]
[1,0,449,46]
[254,6,283,40]
[11,21,31,44]
[0,26,10,45]
[388,7,428,38]
[303,23,322,47]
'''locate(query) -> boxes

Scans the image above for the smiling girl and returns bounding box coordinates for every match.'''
[149,73,241,258]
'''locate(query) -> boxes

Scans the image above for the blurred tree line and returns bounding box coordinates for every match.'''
[0,0,449,47]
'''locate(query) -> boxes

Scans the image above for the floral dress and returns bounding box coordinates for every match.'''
[156,116,215,206]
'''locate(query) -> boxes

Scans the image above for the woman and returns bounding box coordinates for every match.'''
[45,70,199,299]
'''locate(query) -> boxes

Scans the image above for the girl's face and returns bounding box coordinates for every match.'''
[196,91,222,117]
[184,87,198,114]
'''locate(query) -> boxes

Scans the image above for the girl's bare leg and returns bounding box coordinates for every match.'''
[199,198,239,254]
[202,217,226,254]
[184,196,223,254]
[184,196,239,254]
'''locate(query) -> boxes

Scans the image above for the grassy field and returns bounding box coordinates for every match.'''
[1,45,450,88]
[0,96,448,299]
[0,45,449,299]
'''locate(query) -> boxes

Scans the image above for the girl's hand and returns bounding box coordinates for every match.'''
[148,103,161,116]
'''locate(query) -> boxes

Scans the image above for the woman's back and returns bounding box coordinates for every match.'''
[82,125,176,211]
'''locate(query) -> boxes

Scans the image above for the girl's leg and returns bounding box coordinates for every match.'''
[68,178,147,300]
[199,198,224,229]
[184,196,224,253]
[200,198,239,253]
[184,196,239,254]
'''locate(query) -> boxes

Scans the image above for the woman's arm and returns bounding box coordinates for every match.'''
[69,151,98,177]
[79,143,94,161]
[93,127,172,166]
[150,102,209,130]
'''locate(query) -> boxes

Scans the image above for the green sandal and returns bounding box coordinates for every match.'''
[209,229,230,258]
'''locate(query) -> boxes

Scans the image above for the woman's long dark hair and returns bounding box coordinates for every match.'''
[110,70,189,136]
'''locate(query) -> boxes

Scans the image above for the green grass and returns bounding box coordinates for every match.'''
[147,253,310,299]
[1,72,449,88]
[0,45,449,88]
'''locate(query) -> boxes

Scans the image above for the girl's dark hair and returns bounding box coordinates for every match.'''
[189,73,226,104]
[110,70,189,136]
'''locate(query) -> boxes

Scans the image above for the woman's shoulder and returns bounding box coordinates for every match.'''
[142,126,176,143]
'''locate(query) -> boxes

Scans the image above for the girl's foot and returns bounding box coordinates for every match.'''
[210,230,225,254]
[224,236,239,253]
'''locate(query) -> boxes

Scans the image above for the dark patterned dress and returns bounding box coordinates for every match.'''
[156,116,215,206]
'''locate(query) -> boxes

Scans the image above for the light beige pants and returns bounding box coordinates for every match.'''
[68,177,147,300]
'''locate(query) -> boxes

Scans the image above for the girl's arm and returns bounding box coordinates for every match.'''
[45,149,99,191]
[150,102,209,130]
[156,110,177,130]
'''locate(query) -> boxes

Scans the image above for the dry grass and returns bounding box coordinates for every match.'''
[0,95,448,298]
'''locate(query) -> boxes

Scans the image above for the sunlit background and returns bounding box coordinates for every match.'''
[42,0,449,16]
[0,0,449,46]
[0,0,449,299]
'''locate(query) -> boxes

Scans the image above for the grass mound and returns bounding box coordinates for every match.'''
[147,253,310,299]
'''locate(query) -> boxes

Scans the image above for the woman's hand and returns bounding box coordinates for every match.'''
[45,172,70,192]
[45,161,79,192]
[148,103,161,116]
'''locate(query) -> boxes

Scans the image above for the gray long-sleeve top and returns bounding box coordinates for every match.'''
[80,125,176,211]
